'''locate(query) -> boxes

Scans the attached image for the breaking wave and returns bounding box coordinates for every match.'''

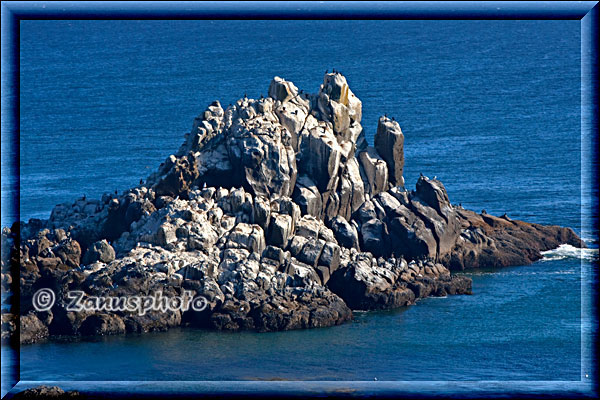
[541,244,599,262]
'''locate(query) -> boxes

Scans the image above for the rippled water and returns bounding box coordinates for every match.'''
[6,20,597,385]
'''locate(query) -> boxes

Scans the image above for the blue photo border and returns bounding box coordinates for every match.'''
[1,1,598,398]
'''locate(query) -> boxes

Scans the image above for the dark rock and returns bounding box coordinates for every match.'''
[359,218,389,258]
[1,312,16,341]
[154,153,199,198]
[262,245,286,265]
[53,238,81,268]
[20,312,49,344]
[449,208,585,270]
[81,239,115,265]
[329,216,360,250]
[328,255,414,310]
[79,313,126,336]
[318,242,341,274]
[267,213,293,248]
[388,214,437,260]
[13,385,81,399]
[296,239,325,268]
[293,175,322,218]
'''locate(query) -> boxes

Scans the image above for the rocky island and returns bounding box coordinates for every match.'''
[1,73,584,344]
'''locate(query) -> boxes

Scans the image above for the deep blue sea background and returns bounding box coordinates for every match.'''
[3,20,597,384]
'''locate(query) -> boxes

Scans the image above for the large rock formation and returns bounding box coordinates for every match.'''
[2,72,585,344]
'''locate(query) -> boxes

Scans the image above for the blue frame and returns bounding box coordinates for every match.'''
[1,1,598,398]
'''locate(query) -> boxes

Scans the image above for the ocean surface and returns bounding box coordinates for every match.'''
[3,20,598,387]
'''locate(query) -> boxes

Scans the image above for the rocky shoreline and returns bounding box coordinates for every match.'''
[1,72,583,344]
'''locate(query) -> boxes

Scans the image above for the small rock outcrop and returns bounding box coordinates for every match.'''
[12,385,82,399]
[2,72,585,344]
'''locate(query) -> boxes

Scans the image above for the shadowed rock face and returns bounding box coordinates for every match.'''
[3,73,584,343]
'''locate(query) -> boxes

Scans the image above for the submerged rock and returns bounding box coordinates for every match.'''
[6,72,585,343]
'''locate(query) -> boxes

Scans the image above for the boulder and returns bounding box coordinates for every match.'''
[82,239,115,265]
[409,196,460,259]
[374,116,404,187]
[20,312,49,344]
[328,254,413,310]
[293,175,322,218]
[298,126,342,193]
[296,239,326,268]
[359,147,388,196]
[267,213,293,248]
[268,76,298,103]
[79,313,126,336]
[227,124,297,198]
[359,218,388,258]
[415,176,452,220]
[329,216,360,250]
[388,214,437,260]
[226,223,265,254]
[295,215,321,241]
[252,195,271,230]
[53,238,82,268]
[153,153,199,198]
[318,242,341,274]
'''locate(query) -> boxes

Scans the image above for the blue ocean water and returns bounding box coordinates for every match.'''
[7,20,597,384]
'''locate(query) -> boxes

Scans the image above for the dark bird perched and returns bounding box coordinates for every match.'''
[391,116,395,121]
[114,189,118,195]
[420,172,424,177]
[82,194,86,201]
[325,69,328,74]
[333,68,337,73]
[282,106,286,111]
[244,92,247,99]
[384,113,387,119]
[292,110,298,115]
[139,179,144,185]
[299,89,304,94]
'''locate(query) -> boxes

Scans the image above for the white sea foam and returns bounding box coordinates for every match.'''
[540,244,599,262]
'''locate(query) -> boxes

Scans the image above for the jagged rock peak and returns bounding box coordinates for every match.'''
[147,72,406,222]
